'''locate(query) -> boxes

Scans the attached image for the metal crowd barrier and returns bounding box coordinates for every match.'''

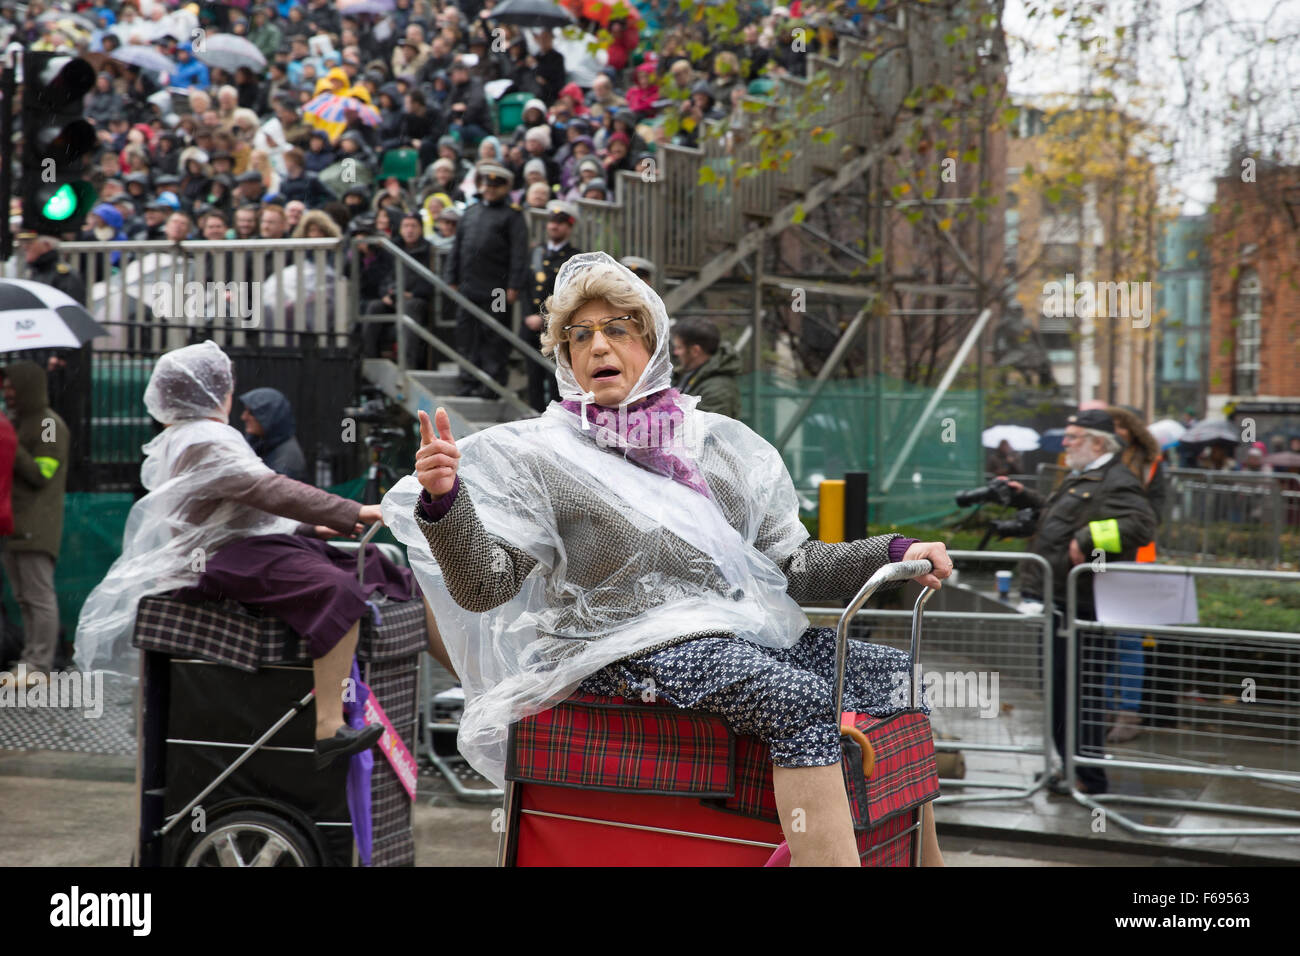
[59,238,351,350]
[807,550,1054,804]
[1065,562,1300,836]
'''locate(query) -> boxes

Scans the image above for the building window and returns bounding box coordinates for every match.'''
[1234,269,1261,396]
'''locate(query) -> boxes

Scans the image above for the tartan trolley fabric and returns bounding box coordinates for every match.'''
[507,696,736,796]
[133,590,426,867]
[508,692,939,830]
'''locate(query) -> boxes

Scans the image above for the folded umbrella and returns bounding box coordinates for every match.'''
[0,280,108,351]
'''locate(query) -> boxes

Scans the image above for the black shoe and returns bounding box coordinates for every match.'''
[1035,770,1069,796]
[314,723,384,770]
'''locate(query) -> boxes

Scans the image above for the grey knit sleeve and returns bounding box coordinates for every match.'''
[413,481,539,613]
[779,534,903,603]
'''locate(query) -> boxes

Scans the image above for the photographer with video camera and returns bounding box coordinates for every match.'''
[991,409,1156,796]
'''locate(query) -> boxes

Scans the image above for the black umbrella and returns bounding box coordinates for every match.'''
[0,280,107,351]
[489,0,576,28]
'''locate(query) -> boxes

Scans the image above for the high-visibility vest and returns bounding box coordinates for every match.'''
[1135,457,1159,563]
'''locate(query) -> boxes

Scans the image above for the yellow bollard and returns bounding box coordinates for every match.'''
[818,479,845,543]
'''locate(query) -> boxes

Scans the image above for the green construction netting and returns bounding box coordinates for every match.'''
[738,371,984,526]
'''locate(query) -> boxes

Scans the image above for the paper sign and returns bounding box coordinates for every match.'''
[363,689,419,801]
[1093,570,1198,625]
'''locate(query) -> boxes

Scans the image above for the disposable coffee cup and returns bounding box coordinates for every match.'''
[995,569,1012,599]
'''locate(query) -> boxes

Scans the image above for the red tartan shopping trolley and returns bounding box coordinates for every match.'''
[497,559,941,866]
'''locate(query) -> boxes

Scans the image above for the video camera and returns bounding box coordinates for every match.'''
[953,479,1041,549]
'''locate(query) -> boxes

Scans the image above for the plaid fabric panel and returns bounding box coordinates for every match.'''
[358,598,428,663]
[724,711,938,827]
[507,695,735,796]
[133,594,289,673]
[513,694,938,827]
[137,593,423,866]
[859,807,917,866]
[365,656,419,867]
[846,711,940,827]
[134,593,426,670]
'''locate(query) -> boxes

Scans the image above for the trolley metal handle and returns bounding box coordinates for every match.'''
[832,559,936,722]
[356,521,383,586]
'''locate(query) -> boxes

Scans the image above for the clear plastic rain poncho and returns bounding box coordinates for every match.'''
[383,252,811,787]
[75,340,300,676]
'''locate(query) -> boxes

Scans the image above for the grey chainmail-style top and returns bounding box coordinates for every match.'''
[414,431,903,663]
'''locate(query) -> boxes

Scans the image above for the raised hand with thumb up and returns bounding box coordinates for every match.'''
[416,407,460,497]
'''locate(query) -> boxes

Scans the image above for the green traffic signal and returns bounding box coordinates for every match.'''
[44,184,77,221]
[39,182,97,223]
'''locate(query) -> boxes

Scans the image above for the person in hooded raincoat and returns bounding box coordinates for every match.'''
[75,341,457,770]
[382,253,953,866]
[239,387,307,482]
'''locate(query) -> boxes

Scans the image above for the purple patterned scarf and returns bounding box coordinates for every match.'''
[561,388,712,499]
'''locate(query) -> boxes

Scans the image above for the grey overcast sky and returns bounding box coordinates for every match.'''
[1002,0,1300,214]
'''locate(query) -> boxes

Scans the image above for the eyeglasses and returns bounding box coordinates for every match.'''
[482,175,508,187]
[562,315,636,348]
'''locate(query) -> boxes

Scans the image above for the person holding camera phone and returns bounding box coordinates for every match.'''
[994,409,1156,796]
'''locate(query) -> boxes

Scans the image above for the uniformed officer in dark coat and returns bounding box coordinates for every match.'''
[522,199,581,411]
[22,235,87,304]
[444,161,529,397]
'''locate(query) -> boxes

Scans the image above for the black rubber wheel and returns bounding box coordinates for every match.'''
[182,809,321,867]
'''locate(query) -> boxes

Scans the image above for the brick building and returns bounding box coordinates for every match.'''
[1207,161,1300,443]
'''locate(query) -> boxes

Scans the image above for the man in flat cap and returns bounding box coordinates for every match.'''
[522,199,582,410]
[995,408,1156,797]
[444,162,528,396]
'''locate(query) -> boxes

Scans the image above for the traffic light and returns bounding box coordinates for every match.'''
[21,52,98,234]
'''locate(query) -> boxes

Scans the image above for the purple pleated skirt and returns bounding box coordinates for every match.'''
[174,534,419,659]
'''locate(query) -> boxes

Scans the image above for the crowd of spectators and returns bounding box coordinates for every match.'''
[3,0,879,386]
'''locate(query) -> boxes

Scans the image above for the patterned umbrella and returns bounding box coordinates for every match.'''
[304,93,382,142]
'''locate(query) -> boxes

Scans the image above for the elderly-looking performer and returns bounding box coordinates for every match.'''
[75,341,456,769]
[383,253,953,865]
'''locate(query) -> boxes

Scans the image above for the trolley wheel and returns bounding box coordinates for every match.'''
[182,810,320,868]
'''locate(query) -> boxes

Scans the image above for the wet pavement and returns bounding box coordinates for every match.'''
[3,650,1298,865]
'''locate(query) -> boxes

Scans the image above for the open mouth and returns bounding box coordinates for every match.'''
[592,366,620,380]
